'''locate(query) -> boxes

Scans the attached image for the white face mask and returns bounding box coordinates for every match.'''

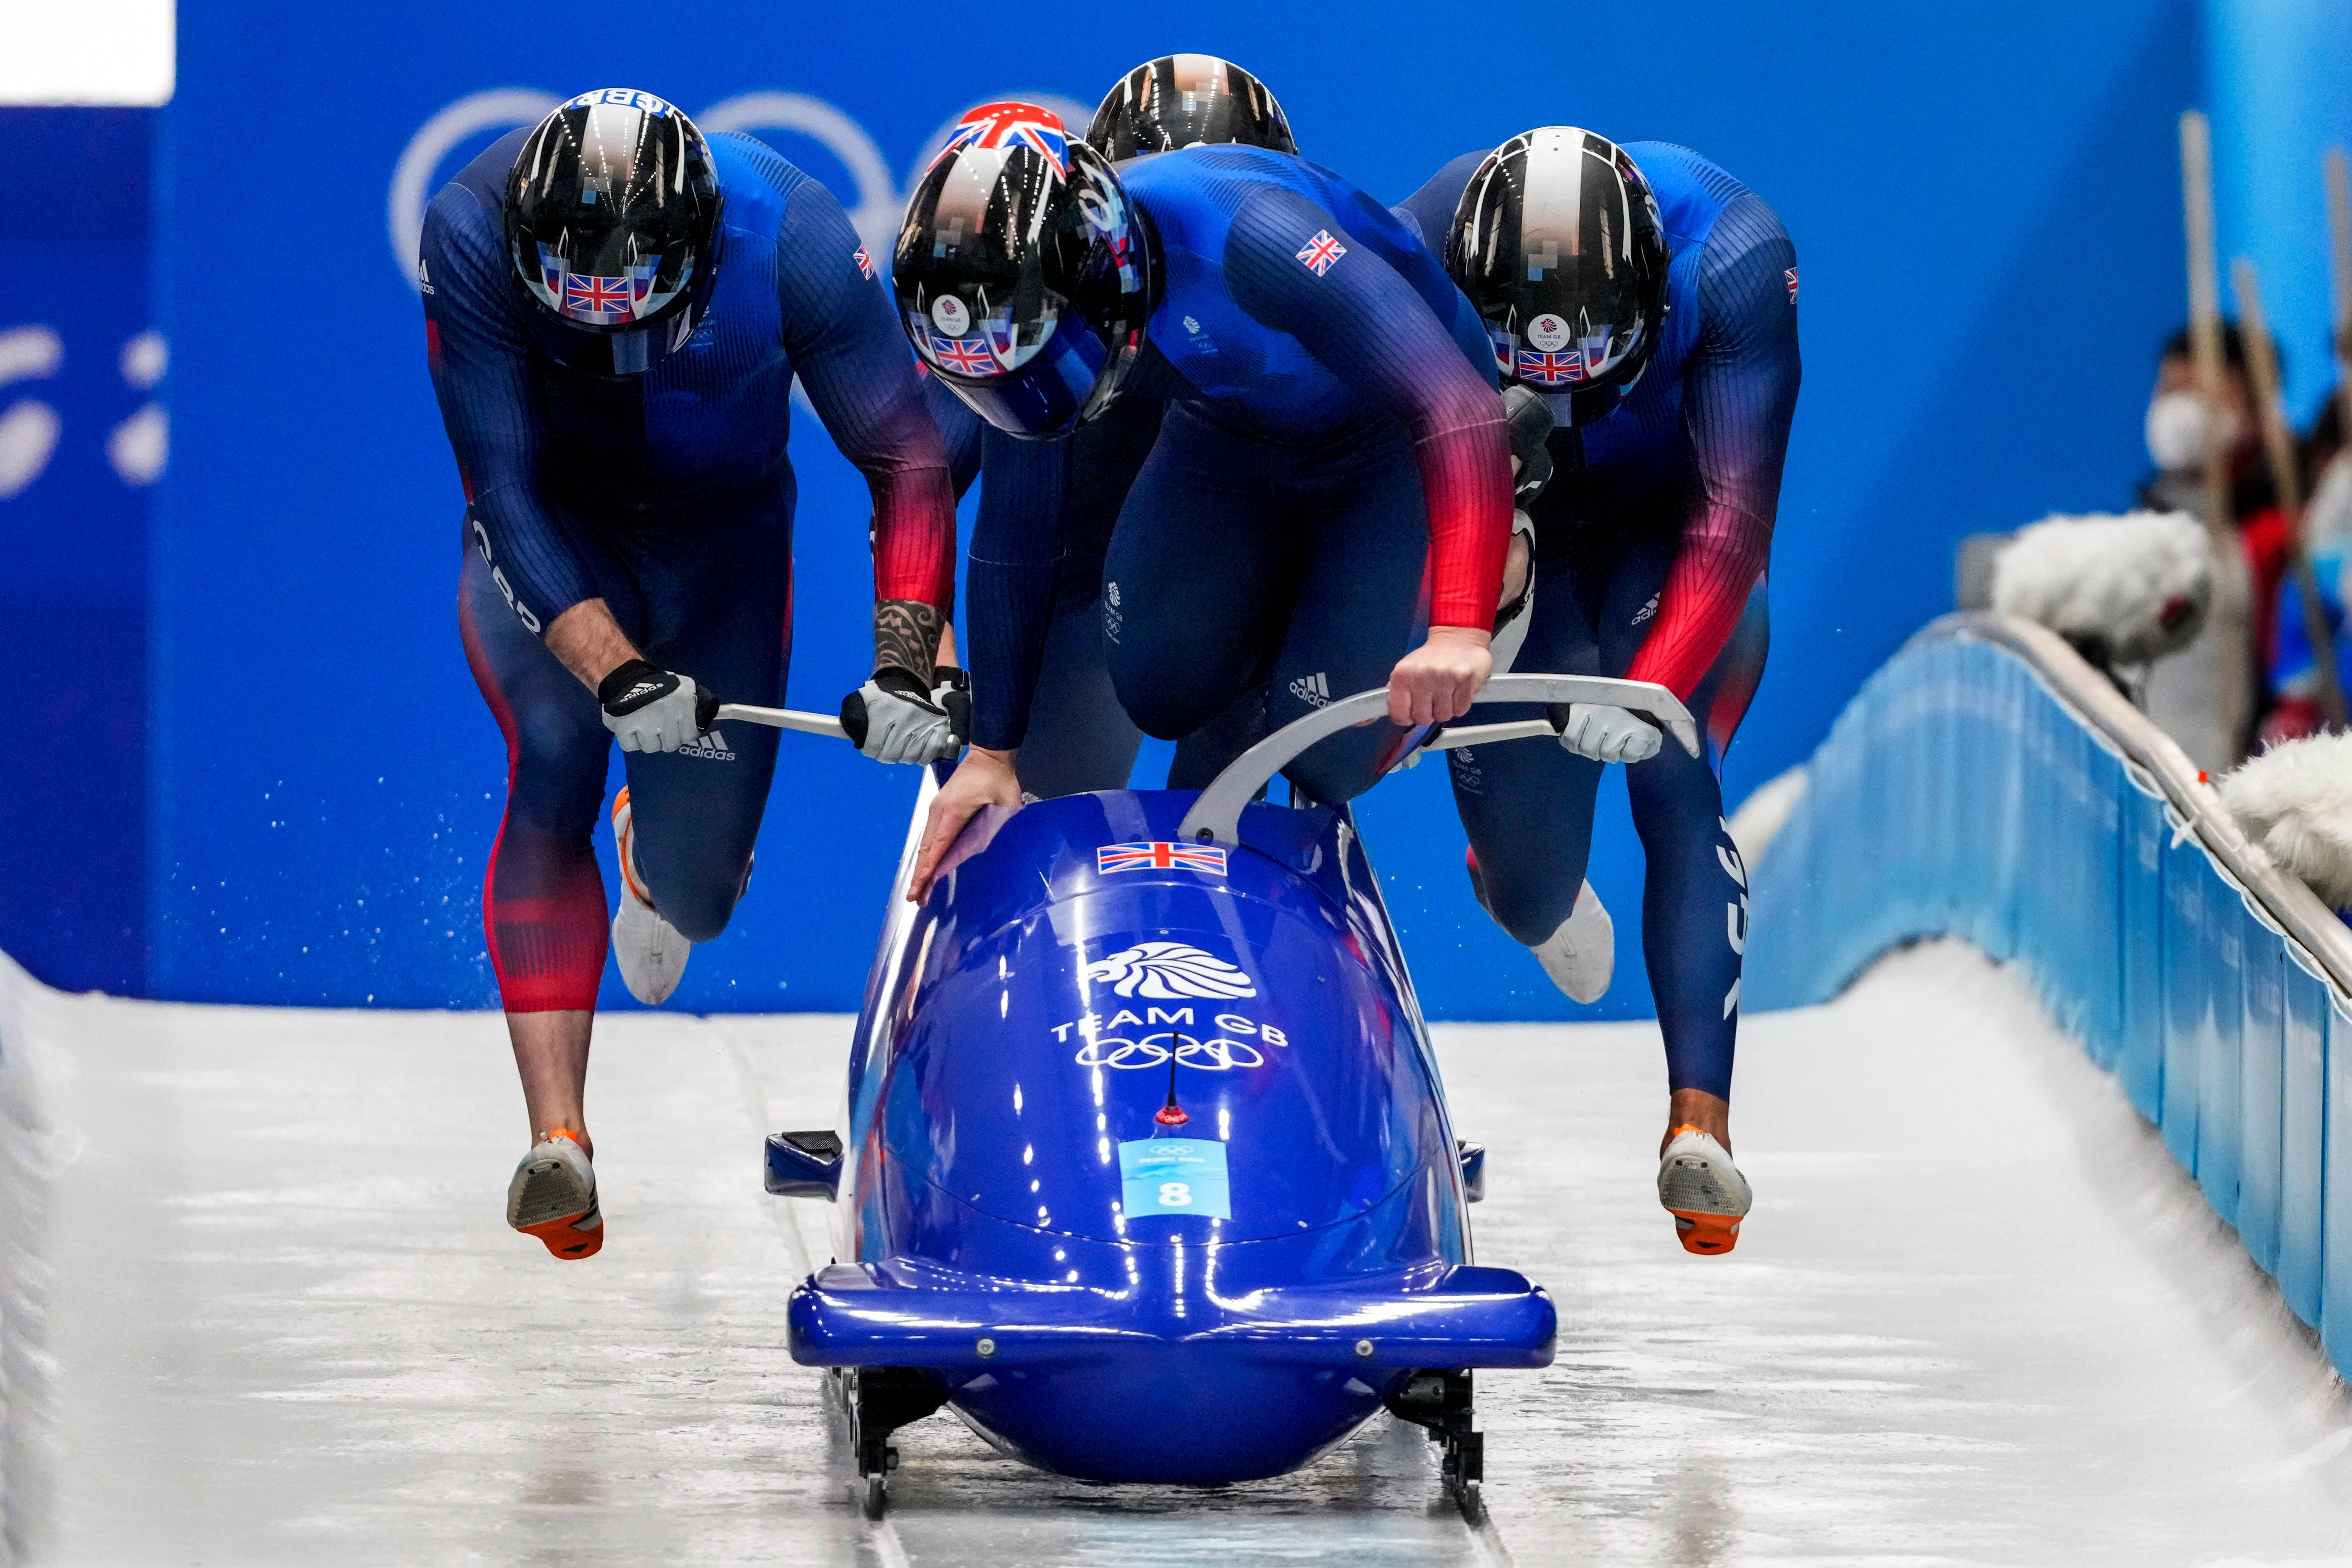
[2145,389,2240,472]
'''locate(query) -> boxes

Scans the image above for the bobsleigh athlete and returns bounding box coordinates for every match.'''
[1396,130,1799,1255]
[942,56,1303,799]
[900,102,1515,894]
[421,89,962,1259]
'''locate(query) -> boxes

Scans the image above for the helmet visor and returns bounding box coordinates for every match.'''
[528,244,695,328]
[919,313,1117,437]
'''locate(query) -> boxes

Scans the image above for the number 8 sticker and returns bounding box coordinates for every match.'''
[1118,1138,1231,1218]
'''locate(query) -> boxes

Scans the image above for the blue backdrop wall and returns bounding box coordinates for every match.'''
[2207,0,2352,421]
[125,0,2211,1016]
[0,108,160,996]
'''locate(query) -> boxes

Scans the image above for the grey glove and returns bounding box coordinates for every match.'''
[841,667,970,765]
[598,659,720,754]
[1558,702,1662,765]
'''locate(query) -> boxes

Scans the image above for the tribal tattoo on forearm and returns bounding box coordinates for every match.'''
[872,599,941,686]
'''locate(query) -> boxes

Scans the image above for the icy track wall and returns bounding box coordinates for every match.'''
[1747,613,2352,1372]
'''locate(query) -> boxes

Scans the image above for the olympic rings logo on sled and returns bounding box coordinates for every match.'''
[1074,1031,1267,1072]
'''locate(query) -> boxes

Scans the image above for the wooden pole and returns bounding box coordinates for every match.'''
[2232,256,2350,729]
[2183,114,2236,535]
[2181,111,2253,757]
[2327,147,2352,451]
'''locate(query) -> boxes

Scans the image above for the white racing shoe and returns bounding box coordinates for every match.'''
[507,1129,603,1259]
[1658,1126,1752,1256]
[610,787,690,1005]
[1530,880,1614,1003]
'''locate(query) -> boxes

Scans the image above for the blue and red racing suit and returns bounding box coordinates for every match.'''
[425,128,956,1011]
[1397,141,1800,1099]
[964,144,1513,806]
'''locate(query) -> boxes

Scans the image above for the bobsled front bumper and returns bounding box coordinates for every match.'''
[789,1256,1551,1484]
[789,1255,1555,1370]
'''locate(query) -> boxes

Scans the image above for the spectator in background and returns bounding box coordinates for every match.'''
[2140,323,2290,725]
[2266,387,2350,744]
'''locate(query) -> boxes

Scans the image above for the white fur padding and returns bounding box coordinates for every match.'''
[2219,732,2352,911]
[1990,510,2214,665]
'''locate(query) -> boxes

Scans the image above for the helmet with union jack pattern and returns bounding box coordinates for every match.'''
[894,101,1160,438]
[1086,55,1297,162]
[504,88,724,375]
[1447,127,1670,424]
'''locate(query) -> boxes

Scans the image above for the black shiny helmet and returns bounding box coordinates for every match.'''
[505,88,724,375]
[1448,127,1670,423]
[895,102,1159,439]
[1086,55,1297,161]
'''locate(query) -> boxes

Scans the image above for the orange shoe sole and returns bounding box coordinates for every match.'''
[1670,1210,1742,1256]
[520,1210,604,1260]
[611,788,655,906]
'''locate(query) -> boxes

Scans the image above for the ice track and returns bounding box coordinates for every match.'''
[7,940,2352,1566]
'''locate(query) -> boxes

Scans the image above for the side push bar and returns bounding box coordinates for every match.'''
[1176,673,1698,847]
[714,702,850,741]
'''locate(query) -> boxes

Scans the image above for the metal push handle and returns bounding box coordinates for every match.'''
[713,702,850,741]
[1175,673,1699,847]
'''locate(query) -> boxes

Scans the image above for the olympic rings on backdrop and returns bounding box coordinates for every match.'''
[1073,1032,1266,1071]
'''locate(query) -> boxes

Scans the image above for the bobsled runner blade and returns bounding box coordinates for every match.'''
[790,1259,1555,1370]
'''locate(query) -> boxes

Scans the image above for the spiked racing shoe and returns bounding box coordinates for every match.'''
[610,787,690,1005]
[507,1129,603,1259]
[1530,880,1614,1004]
[1657,1126,1751,1256]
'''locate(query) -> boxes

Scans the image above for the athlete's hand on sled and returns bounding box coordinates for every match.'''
[909,746,1022,901]
[1387,626,1492,727]
[843,667,971,765]
[1559,702,1662,765]
[598,659,721,754]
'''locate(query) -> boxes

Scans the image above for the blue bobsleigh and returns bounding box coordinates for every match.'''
[756,675,1699,1515]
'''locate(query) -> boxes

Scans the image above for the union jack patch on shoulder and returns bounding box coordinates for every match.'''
[1296,230,1347,276]
[1785,267,1799,303]
[854,246,876,280]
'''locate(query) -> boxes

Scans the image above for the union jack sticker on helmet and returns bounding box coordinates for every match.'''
[928,335,996,376]
[1516,348,1586,385]
[937,101,1069,176]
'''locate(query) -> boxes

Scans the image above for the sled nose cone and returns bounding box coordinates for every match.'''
[789,1259,1555,1483]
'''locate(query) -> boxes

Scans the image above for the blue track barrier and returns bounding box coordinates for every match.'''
[1748,615,2352,1367]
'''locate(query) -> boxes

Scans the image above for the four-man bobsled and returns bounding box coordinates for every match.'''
[760,674,1699,1516]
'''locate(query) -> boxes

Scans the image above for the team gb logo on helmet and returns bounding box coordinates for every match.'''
[1084,942,1258,1001]
[389,85,1093,289]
